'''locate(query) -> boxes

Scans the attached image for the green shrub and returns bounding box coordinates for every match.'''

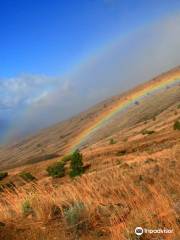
[116,150,127,156]
[69,150,84,178]
[46,161,65,178]
[0,172,8,181]
[0,181,16,192]
[22,200,33,216]
[64,202,89,233]
[19,172,36,182]
[5,181,16,190]
[109,138,116,144]
[142,129,155,135]
[177,104,180,109]
[173,120,180,130]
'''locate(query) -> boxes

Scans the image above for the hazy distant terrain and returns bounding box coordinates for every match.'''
[0,67,179,170]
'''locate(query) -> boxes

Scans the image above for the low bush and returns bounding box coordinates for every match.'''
[0,172,8,181]
[142,129,155,135]
[173,120,180,130]
[46,161,65,178]
[5,181,16,190]
[64,202,89,234]
[22,200,33,216]
[19,172,36,182]
[0,182,16,192]
[116,150,127,156]
[109,138,116,145]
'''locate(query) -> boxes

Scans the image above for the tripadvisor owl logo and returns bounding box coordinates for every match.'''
[135,227,144,236]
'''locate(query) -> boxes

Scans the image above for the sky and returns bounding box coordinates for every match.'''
[0,0,180,143]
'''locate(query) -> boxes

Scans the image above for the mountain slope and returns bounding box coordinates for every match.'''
[0,67,179,170]
[0,67,180,240]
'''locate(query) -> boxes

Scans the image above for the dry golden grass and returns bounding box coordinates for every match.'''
[0,143,179,240]
[0,71,179,239]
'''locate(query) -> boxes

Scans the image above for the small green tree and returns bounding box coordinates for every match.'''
[69,150,84,178]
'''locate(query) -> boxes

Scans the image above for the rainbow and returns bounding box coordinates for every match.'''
[70,71,180,152]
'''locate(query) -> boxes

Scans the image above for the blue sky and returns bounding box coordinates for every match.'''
[0,0,180,142]
[1,0,179,77]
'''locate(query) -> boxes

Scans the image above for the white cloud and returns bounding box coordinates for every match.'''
[0,74,61,109]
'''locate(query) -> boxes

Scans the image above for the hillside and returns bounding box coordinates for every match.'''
[0,67,180,170]
[0,67,180,240]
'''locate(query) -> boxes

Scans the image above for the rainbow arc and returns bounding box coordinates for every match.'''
[70,72,180,152]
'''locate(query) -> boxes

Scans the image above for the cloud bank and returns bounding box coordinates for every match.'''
[3,13,180,143]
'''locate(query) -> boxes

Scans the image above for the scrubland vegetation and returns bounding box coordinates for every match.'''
[173,119,180,130]
[46,150,85,179]
[142,129,155,135]
[46,161,66,178]
[19,172,36,182]
[0,141,179,240]
[109,138,116,145]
